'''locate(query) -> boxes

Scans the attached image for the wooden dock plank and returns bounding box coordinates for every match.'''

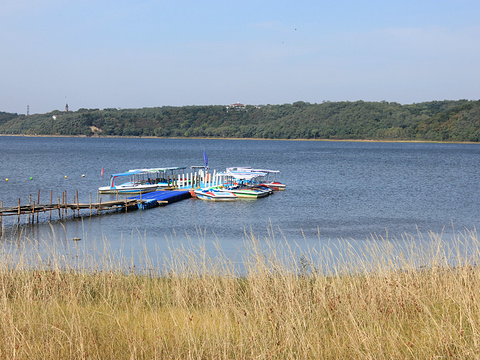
[0,199,142,217]
[0,189,192,229]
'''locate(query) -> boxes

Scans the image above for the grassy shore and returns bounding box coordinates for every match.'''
[1,230,480,359]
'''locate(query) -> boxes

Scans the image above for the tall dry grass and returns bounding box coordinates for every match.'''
[1,228,480,359]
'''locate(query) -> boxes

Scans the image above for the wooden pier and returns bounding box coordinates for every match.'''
[0,189,193,229]
[0,190,146,229]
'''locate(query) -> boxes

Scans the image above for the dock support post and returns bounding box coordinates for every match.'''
[37,190,40,223]
[76,189,80,217]
[50,190,53,221]
[89,193,92,216]
[17,198,21,224]
[28,194,32,224]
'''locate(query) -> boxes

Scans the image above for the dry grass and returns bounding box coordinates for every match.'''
[1,228,480,359]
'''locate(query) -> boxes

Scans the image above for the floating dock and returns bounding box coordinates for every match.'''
[129,190,192,209]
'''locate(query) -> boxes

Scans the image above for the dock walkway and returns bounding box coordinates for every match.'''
[128,190,192,209]
[0,198,141,226]
[0,189,193,228]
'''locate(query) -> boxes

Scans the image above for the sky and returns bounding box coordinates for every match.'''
[1,0,479,115]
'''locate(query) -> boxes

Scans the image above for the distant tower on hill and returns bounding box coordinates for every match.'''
[65,103,69,112]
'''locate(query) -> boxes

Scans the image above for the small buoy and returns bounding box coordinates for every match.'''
[64,175,67,179]
[5,178,8,182]
[73,237,81,241]
[81,174,85,177]
[29,177,33,180]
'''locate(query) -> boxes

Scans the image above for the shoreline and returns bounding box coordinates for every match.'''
[1,133,478,145]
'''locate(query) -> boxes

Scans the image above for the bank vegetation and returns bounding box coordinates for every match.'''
[1,229,480,359]
[2,99,480,142]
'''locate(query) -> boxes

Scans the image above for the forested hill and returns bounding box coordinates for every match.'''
[1,99,480,142]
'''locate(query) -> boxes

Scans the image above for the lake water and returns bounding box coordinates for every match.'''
[1,136,480,269]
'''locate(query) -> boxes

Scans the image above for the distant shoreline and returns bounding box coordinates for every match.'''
[1,133,478,145]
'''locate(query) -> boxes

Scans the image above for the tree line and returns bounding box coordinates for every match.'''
[1,99,480,142]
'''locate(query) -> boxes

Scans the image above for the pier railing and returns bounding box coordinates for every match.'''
[171,169,225,189]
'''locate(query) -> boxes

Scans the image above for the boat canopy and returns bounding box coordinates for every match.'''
[108,167,187,187]
[248,168,279,174]
[127,166,186,173]
[108,171,143,187]
[226,167,279,174]
[226,170,267,181]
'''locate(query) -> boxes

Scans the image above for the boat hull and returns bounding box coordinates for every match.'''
[261,182,286,191]
[194,189,237,201]
[225,188,270,199]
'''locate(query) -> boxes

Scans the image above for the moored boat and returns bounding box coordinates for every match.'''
[127,167,187,188]
[254,184,275,195]
[99,167,189,194]
[223,185,270,199]
[260,181,286,191]
[228,167,286,191]
[194,188,237,201]
[98,171,159,194]
[220,169,272,199]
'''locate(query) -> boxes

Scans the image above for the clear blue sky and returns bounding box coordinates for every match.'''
[1,0,479,114]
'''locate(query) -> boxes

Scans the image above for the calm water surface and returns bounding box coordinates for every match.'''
[1,136,480,267]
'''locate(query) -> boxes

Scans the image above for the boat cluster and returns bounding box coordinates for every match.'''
[98,166,286,201]
[193,167,285,201]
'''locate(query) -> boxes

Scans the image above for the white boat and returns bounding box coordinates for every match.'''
[261,181,286,191]
[227,167,286,191]
[98,167,187,194]
[223,185,270,198]
[220,169,272,199]
[127,167,187,188]
[98,170,159,194]
[194,188,237,201]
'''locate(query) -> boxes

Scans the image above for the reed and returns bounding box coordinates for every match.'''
[1,228,480,359]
